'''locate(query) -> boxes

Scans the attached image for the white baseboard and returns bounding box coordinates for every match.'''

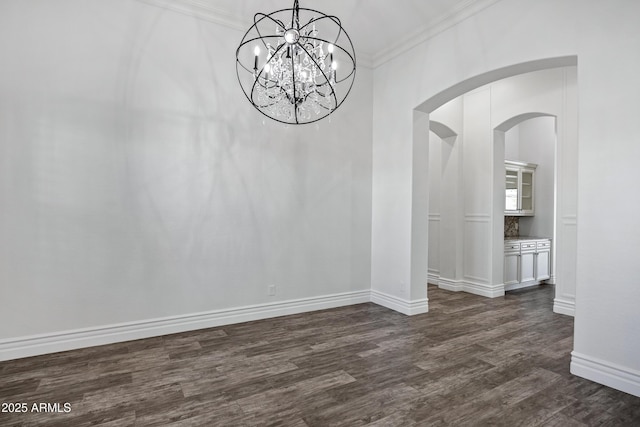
[504,281,544,292]
[437,278,464,292]
[370,290,428,316]
[427,272,440,285]
[437,278,504,298]
[571,352,640,398]
[461,280,505,298]
[0,290,370,362]
[553,298,575,317]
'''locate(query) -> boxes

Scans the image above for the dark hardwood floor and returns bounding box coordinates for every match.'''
[1,284,639,426]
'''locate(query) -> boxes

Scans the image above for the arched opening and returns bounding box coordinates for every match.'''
[495,113,556,133]
[416,57,577,316]
[493,114,557,298]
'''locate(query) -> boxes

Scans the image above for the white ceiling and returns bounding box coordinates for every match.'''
[153,0,501,67]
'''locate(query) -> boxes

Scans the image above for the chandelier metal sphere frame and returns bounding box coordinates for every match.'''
[236,0,357,125]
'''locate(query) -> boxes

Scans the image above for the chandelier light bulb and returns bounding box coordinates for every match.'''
[252,45,260,71]
[236,0,356,124]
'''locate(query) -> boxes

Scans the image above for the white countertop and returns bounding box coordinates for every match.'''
[504,236,552,242]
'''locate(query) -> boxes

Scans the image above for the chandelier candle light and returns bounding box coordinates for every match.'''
[236,0,356,125]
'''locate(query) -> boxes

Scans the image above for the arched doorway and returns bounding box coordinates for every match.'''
[416,58,578,316]
[493,113,557,295]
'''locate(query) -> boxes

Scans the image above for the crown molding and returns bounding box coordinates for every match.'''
[137,0,374,68]
[137,0,500,69]
[371,0,503,68]
[137,0,249,32]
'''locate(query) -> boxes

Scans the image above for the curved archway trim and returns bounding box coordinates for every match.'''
[495,112,556,133]
[415,56,577,114]
[429,120,458,139]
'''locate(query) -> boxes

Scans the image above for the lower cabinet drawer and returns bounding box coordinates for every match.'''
[504,243,520,252]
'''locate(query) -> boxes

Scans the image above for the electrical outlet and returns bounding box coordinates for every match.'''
[268,285,276,296]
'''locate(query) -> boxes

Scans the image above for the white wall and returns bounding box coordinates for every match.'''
[504,128,520,160]
[372,0,640,396]
[427,131,441,282]
[572,0,640,394]
[430,99,464,290]
[462,88,494,291]
[512,117,556,240]
[0,0,373,355]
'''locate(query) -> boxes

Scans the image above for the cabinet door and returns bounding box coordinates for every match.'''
[505,167,519,214]
[520,251,536,283]
[535,249,551,281]
[520,168,535,215]
[505,162,536,216]
[504,252,520,286]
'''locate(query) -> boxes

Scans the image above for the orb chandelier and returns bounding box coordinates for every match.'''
[236,0,356,125]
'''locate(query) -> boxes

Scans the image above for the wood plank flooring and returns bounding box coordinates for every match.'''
[1,285,639,426]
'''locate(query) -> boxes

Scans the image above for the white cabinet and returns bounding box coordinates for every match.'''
[535,240,551,281]
[504,243,520,286]
[520,242,537,283]
[505,161,537,216]
[504,238,551,291]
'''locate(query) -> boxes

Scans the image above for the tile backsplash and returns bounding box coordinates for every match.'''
[504,216,519,237]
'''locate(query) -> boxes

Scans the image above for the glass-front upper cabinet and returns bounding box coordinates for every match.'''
[505,160,537,216]
[505,168,519,211]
